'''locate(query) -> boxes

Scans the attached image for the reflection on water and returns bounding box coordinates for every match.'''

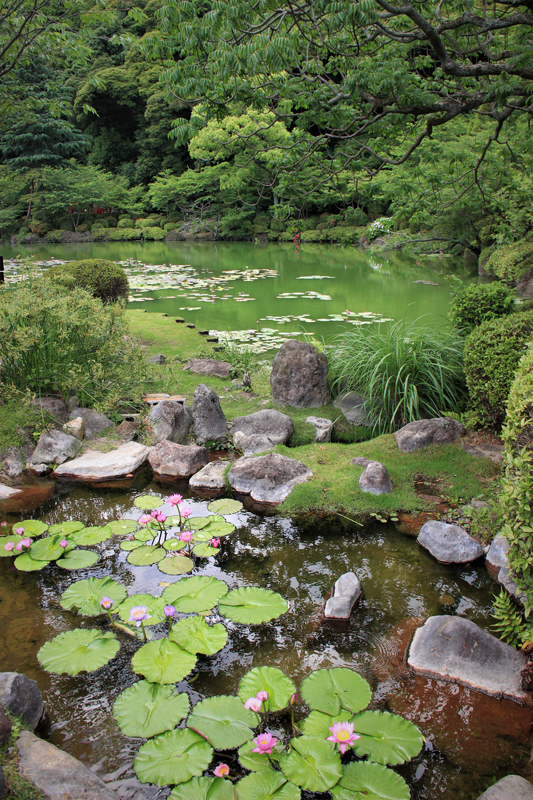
[0,482,530,800]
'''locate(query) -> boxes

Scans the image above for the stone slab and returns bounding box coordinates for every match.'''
[183,358,232,379]
[228,453,312,504]
[0,483,21,499]
[476,775,533,799]
[418,520,485,564]
[394,417,465,452]
[189,460,229,491]
[463,442,504,464]
[53,442,151,482]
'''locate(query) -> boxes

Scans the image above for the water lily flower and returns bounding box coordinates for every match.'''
[4,542,14,551]
[213,764,230,778]
[163,605,176,617]
[20,538,31,548]
[244,697,263,712]
[326,721,360,754]
[168,494,183,506]
[156,513,167,523]
[150,509,160,518]
[180,507,192,518]
[0,522,7,528]
[139,514,152,526]
[179,531,193,542]
[251,733,278,754]
[15,541,23,551]
[210,538,220,548]
[128,606,152,627]
[100,597,114,610]
[15,527,24,535]
[256,691,268,702]
[290,693,299,706]
[60,539,68,548]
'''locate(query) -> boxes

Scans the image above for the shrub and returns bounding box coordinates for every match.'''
[329,226,360,245]
[117,218,135,229]
[45,229,64,243]
[270,219,286,232]
[328,318,467,433]
[300,229,325,242]
[485,241,533,282]
[119,214,132,220]
[135,218,149,228]
[253,214,270,227]
[91,228,109,241]
[164,222,179,232]
[28,220,49,236]
[449,282,514,334]
[46,259,129,303]
[464,310,533,428]
[93,218,109,229]
[142,226,165,240]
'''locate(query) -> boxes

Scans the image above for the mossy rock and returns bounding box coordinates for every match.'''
[485,242,533,282]
[46,259,129,303]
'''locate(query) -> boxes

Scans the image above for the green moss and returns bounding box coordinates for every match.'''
[0,712,45,799]
[0,399,54,452]
[142,226,166,240]
[46,259,128,303]
[485,241,533,282]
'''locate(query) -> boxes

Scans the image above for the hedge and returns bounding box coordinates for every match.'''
[485,241,533,282]
[449,282,514,335]
[46,259,129,303]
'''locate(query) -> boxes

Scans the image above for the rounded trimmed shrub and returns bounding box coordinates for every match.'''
[449,282,514,335]
[118,218,135,228]
[46,259,129,303]
[464,309,533,428]
[142,226,166,240]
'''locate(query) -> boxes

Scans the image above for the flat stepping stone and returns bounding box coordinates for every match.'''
[54,442,151,483]
[324,572,362,619]
[394,417,465,452]
[407,615,528,702]
[476,775,533,799]
[183,358,232,379]
[333,392,370,426]
[148,441,209,479]
[189,460,229,491]
[463,442,504,464]
[418,520,484,563]
[228,453,312,504]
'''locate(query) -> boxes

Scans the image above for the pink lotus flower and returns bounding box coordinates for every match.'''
[156,513,167,523]
[326,721,360,754]
[168,494,183,506]
[15,541,23,551]
[15,527,24,535]
[180,507,192,518]
[128,606,152,627]
[256,691,268,702]
[244,697,262,712]
[60,539,68,548]
[4,542,14,551]
[139,514,152,526]
[213,764,230,778]
[150,509,160,518]
[210,538,220,548]
[100,597,113,610]
[251,733,278,754]
[179,531,193,542]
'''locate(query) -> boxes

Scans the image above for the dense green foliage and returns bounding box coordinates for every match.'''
[449,283,514,335]
[484,242,533,283]
[47,259,129,303]
[327,320,466,433]
[464,310,533,429]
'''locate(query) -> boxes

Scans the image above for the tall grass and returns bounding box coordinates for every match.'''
[328,319,467,433]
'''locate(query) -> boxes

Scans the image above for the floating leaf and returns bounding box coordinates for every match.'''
[134,529,155,543]
[17,519,48,537]
[132,639,197,684]
[170,616,228,655]
[301,669,371,716]
[162,576,228,613]
[192,542,219,557]
[351,711,423,766]
[107,519,138,536]
[118,594,165,626]
[280,736,342,793]
[170,777,235,800]
[134,495,162,510]
[187,696,256,749]
[193,522,235,541]
[239,667,296,712]
[70,526,113,546]
[236,770,301,799]
[14,552,50,571]
[330,761,410,800]
[48,521,84,536]
[158,554,194,575]
[300,710,354,740]
[30,536,65,562]
[56,549,99,570]
[120,539,144,551]
[164,539,186,552]
[238,740,281,773]
[60,576,127,616]
[134,729,213,786]
[218,587,288,625]
[38,629,119,675]
[188,517,212,531]
[0,536,23,557]
[208,499,243,515]
[113,680,189,738]
[127,545,166,566]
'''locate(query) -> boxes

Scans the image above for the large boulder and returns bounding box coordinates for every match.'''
[0,672,44,730]
[351,458,392,495]
[233,432,276,456]
[231,409,293,444]
[189,460,229,491]
[270,340,330,408]
[192,384,228,443]
[183,358,232,379]
[418,520,484,564]
[29,430,81,466]
[148,441,209,479]
[30,396,67,424]
[149,400,192,444]
[68,408,113,439]
[407,616,528,702]
[393,417,465,452]
[228,453,312,504]
[17,731,119,800]
[476,775,533,800]
[53,442,150,482]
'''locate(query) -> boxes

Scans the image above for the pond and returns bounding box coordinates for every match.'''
[0,479,529,800]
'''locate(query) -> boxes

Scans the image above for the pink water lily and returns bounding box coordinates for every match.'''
[15,527,24,535]
[163,605,176,617]
[139,515,152,526]
[326,721,360,754]
[210,538,220,548]
[179,531,193,542]
[251,733,278,754]
[244,697,262,712]
[168,494,183,506]
[180,506,192,518]
[128,606,152,627]
[60,539,68,548]
[100,597,114,610]
[4,542,14,552]
[150,509,160,518]
[256,691,268,702]
[20,538,31,548]
[156,513,167,523]
[0,522,7,528]
[213,764,230,778]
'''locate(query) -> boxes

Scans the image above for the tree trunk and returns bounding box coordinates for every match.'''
[25,178,34,220]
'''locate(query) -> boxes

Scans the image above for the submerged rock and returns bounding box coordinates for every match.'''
[192,384,228,443]
[29,430,81,466]
[394,417,465,452]
[183,358,232,378]
[189,460,229,491]
[149,441,209,479]
[0,672,43,730]
[418,520,484,564]
[324,572,362,619]
[68,408,113,439]
[53,442,150,482]
[228,453,312,504]
[149,400,191,444]
[270,340,330,408]
[407,616,528,702]
[476,775,533,799]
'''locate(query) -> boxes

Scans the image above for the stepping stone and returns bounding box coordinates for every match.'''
[463,441,504,464]
[394,417,465,452]
[189,460,229,491]
[233,432,276,456]
[53,442,151,483]
[418,520,484,563]
[333,393,370,426]
[324,572,362,619]
[148,441,209,479]
[228,453,312,504]
[230,410,293,449]
[476,775,533,799]
[407,616,528,702]
[183,358,232,379]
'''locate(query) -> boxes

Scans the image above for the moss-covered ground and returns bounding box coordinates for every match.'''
[0,714,44,800]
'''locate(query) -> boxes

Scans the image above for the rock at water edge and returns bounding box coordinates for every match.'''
[499,565,528,605]
[486,535,509,571]
[53,442,150,482]
[418,520,484,564]
[394,417,465,452]
[68,408,114,439]
[0,484,21,500]
[228,453,312,504]
[270,340,330,408]
[192,384,227,443]
[30,430,82,466]
[324,572,362,619]
[148,441,209,479]
[476,775,533,799]
[189,460,229,491]
[0,672,44,730]
[149,400,192,444]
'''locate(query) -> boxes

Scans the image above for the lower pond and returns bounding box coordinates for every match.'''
[0,479,529,800]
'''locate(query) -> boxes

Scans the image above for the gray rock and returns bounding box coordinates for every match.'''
[358,461,392,495]
[17,730,119,800]
[333,392,371,426]
[115,420,137,441]
[28,464,49,476]
[0,705,12,745]
[30,430,81,466]
[407,615,528,702]
[1,456,23,478]
[0,483,22,499]
[149,400,192,444]
[228,453,312,504]
[30,396,67,424]
[233,432,276,456]
[486,535,509,571]
[270,340,330,408]
[148,441,209,479]
[499,565,527,605]
[231,409,293,445]
[189,460,230,491]
[394,417,465,452]
[63,417,84,440]
[305,416,333,443]
[147,353,166,364]
[476,775,533,799]
[183,358,232,379]
[324,572,362,619]
[69,408,113,439]
[67,396,80,412]
[54,442,151,482]
[418,520,484,564]
[0,672,43,729]
[192,384,228,443]
[463,442,504,464]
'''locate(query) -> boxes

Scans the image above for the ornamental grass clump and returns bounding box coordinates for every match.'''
[328,319,467,433]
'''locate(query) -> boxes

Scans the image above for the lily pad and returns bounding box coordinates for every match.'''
[48,520,84,536]
[207,499,243,515]
[236,771,301,800]
[218,587,288,625]
[118,594,165,626]
[69,526,113,546]
[113,680,190,738]
[164,539,186,552]
[238,740,281,773]
[134,495,162,510]
[17,519,48,537]
[188,517,212,531]
[300,710,355,740]
[280,736,342,793]
[301,668,371,716]
[107,519,138,536]
[351,711,423,766]
[0,536,23,557]
[158,554,194,575]
[170,777,235,800]
[127,545,166,566]
[60,576,127,616]
[162,576,229,613]
[120,539,144,551]
[30,536,66,562]
[170,616,228,655]
[56,549,99,570]
[134,729,213,787]
[193,522,234,541]
[239,667,296,712]
[330,761,410,800]
[192,542,219,557]
[38,629,119,675]
[14,552,50,571]
[187,696,256,749]
[132,638,197,684]
[134,529,155,543]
